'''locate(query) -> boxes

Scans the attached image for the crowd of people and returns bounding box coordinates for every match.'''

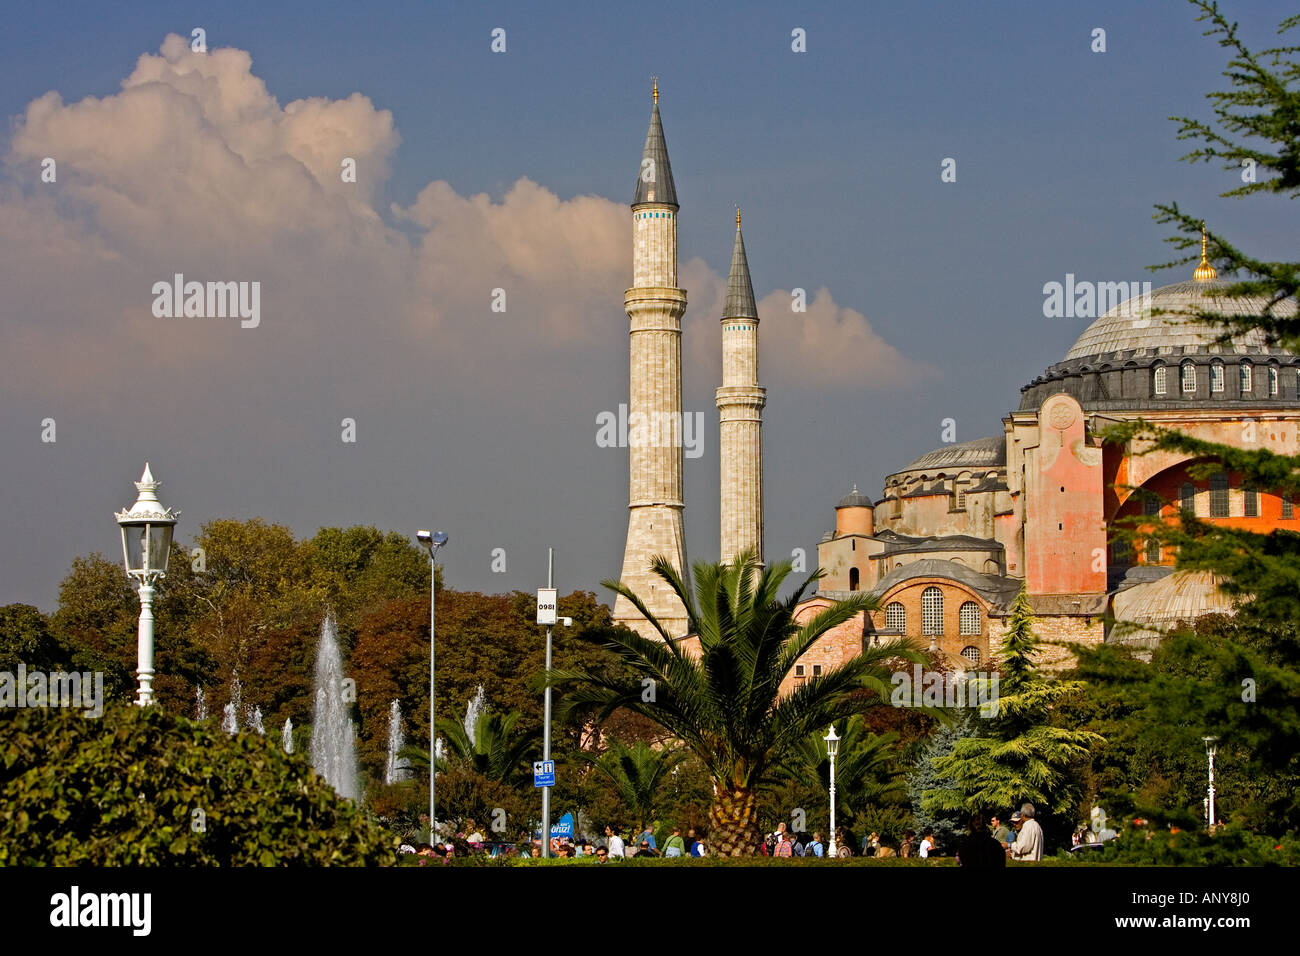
[402,802,1088,864]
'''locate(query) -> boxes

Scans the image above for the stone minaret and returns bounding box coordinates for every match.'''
[716,210,765,566]
[612,81,690,639]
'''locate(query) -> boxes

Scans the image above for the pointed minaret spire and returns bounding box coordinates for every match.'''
[632,80,677,208]
[725,210,759,320]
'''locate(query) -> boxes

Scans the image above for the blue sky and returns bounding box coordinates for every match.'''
[1,0,1295,608]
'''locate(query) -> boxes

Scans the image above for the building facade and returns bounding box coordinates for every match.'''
[798,247,1300,676]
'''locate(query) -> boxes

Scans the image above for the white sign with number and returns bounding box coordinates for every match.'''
[536,588,558,625]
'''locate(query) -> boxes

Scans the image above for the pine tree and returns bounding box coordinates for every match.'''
[921,585,1101,827]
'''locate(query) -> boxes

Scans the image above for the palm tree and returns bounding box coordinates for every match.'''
[553,549,914,855]
[589,738,686,831]
[785,714,907,823]
[398,706,536,785]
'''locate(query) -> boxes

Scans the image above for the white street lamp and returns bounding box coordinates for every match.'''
[1203,736,1219,828]
[824,724,840,858]
[115,463,179,706]
[417,529,448,842]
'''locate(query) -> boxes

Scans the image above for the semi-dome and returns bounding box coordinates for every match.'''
[1109,570,1236,650]
[897,436,1006,475]
[1065,279,1294,361]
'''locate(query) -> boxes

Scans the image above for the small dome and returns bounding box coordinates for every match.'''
[1065,279,1296,361]
[836,484,873,509]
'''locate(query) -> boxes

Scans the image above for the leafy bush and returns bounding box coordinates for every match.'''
[0,704,398,865]
[1057,823,1298,866]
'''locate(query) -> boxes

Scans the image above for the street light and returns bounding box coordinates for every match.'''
[535,549,571,858]
[824,724,840,858]
[417,529,448,842]
[115,463,179,706]
[1203,736,1219,828]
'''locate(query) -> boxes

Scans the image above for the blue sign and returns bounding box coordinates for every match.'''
[532,760,555,788]
[550,812,574,838]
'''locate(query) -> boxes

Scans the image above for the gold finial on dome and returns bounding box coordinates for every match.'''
[1194,223,1218,282]
[652,77,658,105]
[736,206,741,228]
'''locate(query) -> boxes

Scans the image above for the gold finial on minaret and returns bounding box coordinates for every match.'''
[736,206,741,228]
[652,77,658,105]
[1194,222,1218,281]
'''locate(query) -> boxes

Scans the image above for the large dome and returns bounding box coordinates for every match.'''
[1065,279,1293,361]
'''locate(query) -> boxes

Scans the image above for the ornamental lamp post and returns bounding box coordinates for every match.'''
[824,724,840,858]
[416,529,449,842]
[115,463,179,706]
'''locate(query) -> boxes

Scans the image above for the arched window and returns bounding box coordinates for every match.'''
[849,567,860,591]
[1240,361,1253,395]
[1145,537,1161,565]
[921,587,944,636]
[1210,472,1230,517]
[1210,361,1225,393]
[960,646,981,666]
[1284,494,1295,520]
[1269,366,1280,396]
[1142,494,1161,517]
[959,601,980,636]
[1153,365,1167,396]
[885,602,906,631]
[1244,486,1258,517]
[1180,482,1196,513]
[1181,362,1197,394]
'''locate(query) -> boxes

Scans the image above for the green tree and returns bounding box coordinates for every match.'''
[0,604,62,672]
[788,715,907,836]
[552,549,911,855]
[1087,0,1300,834]
[922,587,1102,833]
[1151,1,1299,343]
[0,704,397,865]
[589,738,686,831]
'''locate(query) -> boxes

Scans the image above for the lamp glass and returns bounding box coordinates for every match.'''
[824,726,840,757]
[121,521,174,575]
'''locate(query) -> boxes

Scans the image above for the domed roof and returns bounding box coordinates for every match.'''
[1109,570,1236,649]
[897,436,1005,475]
[836,484,873,509]
[1065,279,1296,361]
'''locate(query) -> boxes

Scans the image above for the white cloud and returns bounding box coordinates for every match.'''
[0,34,923,412]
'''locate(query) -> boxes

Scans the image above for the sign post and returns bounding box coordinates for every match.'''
[537,556,557,856]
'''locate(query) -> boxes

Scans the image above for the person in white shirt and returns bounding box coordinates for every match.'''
[1009,803,1044,861]
[604,825,626,858]
[918,827,935,858]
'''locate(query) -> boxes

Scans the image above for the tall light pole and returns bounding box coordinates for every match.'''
[1203,736,1219,828]
[115,463,178,706]
[824,724,840,857]
[535,549,570,858]
[417,529,448,841]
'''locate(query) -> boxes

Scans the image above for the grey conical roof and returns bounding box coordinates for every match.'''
[632,101,677,207]
[723,224,758,319]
